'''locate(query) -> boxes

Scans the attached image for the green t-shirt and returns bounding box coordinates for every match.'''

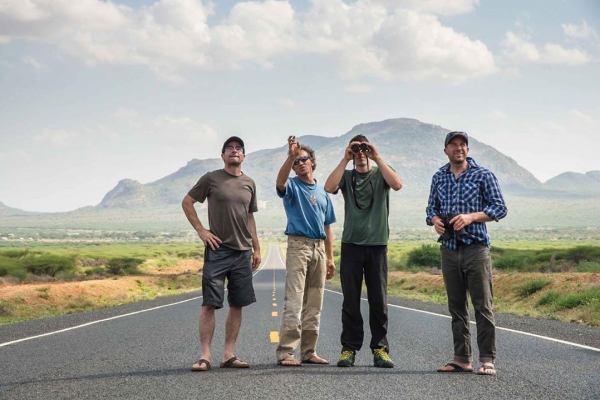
[337,166,391,245]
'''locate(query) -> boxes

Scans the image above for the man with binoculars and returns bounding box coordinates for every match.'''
[426,131,507,376]
[325,135,402,368]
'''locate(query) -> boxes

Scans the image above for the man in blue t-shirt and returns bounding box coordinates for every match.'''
[275,135,336,366]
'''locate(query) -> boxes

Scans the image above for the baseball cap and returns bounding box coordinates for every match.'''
[222,136,245,154]
[444,131,468,147]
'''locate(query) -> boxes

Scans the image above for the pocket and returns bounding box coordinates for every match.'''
[460,181,479,204]
[436,183,449,202]
[288,237,305,250]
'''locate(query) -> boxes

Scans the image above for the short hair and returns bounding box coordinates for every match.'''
[349,134,369,144]
[298,144,317,171]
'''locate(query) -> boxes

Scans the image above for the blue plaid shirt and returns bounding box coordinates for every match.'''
[426,157,507,250]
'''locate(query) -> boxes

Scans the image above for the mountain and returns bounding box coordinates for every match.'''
[3,118,600,232]
[543,171,600,195]
[97,118,543,209]
[0,202,38,216]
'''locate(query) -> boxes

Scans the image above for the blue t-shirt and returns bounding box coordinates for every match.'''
[277,177,336,239]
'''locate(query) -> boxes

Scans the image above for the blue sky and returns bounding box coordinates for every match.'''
[1,0,599,212]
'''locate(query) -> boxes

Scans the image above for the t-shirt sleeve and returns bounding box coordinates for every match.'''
[249,180,259,213]
[324,194,336,225]
[276,177,295,199]
[187,172,211,203]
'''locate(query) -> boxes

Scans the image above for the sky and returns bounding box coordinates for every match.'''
[1,0,599,212]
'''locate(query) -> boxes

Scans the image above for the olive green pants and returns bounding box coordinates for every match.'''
[441,243,496,363]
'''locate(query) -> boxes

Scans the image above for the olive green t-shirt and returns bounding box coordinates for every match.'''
[188,169,258,251]
[337,166,391,245]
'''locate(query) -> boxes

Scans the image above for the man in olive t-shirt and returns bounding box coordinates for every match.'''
[324,134,403,368]
[182,136,261,372]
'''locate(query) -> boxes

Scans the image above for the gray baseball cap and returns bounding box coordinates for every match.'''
[444,131,468,146]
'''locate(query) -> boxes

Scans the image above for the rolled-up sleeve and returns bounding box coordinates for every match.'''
[482,171,507,221]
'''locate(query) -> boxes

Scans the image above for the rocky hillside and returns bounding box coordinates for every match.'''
[97,118,544,209]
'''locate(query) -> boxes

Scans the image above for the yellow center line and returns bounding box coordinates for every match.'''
[271,311,278,317]
[270,331,279,343]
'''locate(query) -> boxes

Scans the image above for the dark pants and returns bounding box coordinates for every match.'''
[340,243,389,353]
[441,243,496,363]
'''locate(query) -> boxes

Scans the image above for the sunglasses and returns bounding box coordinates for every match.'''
[293,156,310,165]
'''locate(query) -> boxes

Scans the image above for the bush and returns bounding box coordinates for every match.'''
[516,279,551,297]
[493,255,526,270]
[576,261,600,273]
[106,257,144,275]
[84,267,106,276]
[555,287,600,310]
[565,246,600,263]
[537,290,561,306]
[407,244,440,268]
[22,254,76,277]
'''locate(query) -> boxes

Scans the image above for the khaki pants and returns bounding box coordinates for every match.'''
[276,235,326,361]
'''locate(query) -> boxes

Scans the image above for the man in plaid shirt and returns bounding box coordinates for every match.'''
[426,131,507,376]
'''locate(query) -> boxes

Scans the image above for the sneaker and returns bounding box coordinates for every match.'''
[337,350,355,367]
[373,347,394,368]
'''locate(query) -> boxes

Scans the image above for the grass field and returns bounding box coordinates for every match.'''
[0,240,598,327]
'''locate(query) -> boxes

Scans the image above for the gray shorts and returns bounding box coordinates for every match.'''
[202,245,256,309]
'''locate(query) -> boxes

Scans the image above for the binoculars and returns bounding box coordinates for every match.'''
[440,214,467,241]
[351,143,369,153]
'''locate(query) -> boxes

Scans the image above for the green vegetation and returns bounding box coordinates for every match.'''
[516,279,551,297]
[0,242,204,282]
[385,244,600,273]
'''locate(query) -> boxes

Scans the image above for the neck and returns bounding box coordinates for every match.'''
[355,162,370,173]
[297,172,315,184]
[224,164,243,176]
[449,160,468,176]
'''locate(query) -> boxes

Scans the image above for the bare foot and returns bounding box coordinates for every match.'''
[278,357,301,366]
[477,363,496,376]
[191,359,211,371]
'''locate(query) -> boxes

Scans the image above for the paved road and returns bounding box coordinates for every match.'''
[1,244,598,399]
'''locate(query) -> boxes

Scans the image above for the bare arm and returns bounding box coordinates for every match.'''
[276,136,301,192]
[182,194,222,250]
[324,144,354,193]
[324,224,335,280]
[248,212,261,271]
[366,143,403,191]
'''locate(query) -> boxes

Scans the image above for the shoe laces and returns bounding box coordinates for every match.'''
[340,350,354,360]
[373,347,391,361]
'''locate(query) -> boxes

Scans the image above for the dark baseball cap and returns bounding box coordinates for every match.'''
[444,131,468,147]
[222,136,245,154]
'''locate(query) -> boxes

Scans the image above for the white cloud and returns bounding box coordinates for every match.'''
[33,129,71,145]
[372,0,480,16]
[345,84,372,93]
[501,31,591,66]
[568,109,595,124]
[540,43,591,65]
[0,0,496,85]
[304,3,496,83]
[501,32,540,63]
[23,55,43,69]
[282,98,295,107]
[488,110,508,120]
[562,20,598,40]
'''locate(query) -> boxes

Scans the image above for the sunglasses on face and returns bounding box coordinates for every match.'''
[293,156,310,165]
[225,145,244,152]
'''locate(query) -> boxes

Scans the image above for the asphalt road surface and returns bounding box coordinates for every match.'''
[1,244,598,399]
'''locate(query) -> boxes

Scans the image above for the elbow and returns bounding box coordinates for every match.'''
[391,180,403,191]
[324,183,336,193]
